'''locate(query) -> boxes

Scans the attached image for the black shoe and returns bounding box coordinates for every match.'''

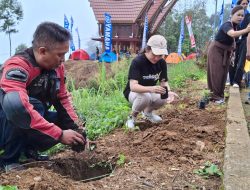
[25,150,49,161]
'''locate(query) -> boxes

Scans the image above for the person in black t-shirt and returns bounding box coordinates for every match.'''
[123,35,178,128]
[229,0,250,88]
[207,5,250,104]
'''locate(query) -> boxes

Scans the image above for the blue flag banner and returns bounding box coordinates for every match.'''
[177,17,185,55]
[231,0,237,8]
[64,14,75,51]
[219,0,224,28]
[75,27,81,49]
[104,13,112,53]
[70,16,74,33]
[64,14,69,29]
[142,13,148,49]
[70,39,75,51]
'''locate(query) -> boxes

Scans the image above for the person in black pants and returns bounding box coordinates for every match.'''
[0,22,86,172]
[229,0,250,87]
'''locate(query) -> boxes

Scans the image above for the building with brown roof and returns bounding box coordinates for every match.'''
[89,0,177,54]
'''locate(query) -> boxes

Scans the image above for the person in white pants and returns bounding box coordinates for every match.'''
[123,35,178,128]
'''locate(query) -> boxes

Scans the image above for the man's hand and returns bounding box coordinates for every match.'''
[59,129,86,145]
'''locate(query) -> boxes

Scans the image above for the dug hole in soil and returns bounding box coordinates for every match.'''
[0,61,226,190]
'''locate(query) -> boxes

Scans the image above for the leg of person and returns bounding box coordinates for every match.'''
[23,98,58,161]
[0,91,36,171]
[233,39,247,87]
[225,73,231,86]
[126,92,151,128]
[230,45,240,85]
[143,93,166,123]
[207,43,225,101]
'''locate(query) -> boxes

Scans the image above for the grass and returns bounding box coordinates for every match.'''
[168,60,206,89]
[43,58,206,154]
[0,186,18,190]
[70,59,206,140]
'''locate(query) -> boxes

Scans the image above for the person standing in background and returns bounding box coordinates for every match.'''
[229,0,250,87]
[207,5,250,104]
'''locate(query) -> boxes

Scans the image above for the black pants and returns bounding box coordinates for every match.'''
[0,98,61,166]
[229,38,247,85]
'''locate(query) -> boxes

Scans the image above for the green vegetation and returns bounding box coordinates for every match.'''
[193,161,223,178]
[71,59,206,140]
[168,60,206,89]
[0,0,23,56]
[116,153,126,166]
[0,186,18,190]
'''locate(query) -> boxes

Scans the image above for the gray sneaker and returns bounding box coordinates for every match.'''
[142,112,162,123]
[5,163,24,172]
[125,116,135,128]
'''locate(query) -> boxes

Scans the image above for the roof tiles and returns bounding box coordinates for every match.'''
[89,0,148,23]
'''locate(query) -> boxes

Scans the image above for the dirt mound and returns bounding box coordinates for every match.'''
[64,60,113,89]
[0,81,226,189]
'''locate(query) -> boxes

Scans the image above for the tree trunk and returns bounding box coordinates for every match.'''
[8,32,12,56]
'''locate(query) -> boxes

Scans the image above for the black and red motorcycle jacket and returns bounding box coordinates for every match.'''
[0,48,79,140]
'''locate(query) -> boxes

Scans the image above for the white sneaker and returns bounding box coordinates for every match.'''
[142,112,162,123]
[225,82,230,86]
[5,163,24,172]
[214,99,225,105]
[233,83,239,88]
[125,116,135,128]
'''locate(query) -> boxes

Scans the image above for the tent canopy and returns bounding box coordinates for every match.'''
[165,52,183,64]
[186,53,196,60]
[71,49,90,60]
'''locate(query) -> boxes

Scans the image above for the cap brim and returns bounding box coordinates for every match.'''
[151,47,168,55]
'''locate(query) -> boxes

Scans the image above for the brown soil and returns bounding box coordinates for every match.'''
[64,60,114,89]
[0,63,226,190]
[0,88,226,189]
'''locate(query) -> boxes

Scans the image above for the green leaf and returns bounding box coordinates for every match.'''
[0,186,18,190]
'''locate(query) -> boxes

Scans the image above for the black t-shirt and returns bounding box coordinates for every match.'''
[123,54,168,100]
[215,21,236,46]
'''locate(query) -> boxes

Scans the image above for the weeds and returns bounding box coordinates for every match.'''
[0,186,18,190]
[193,161,223,178]
[116,154,126,166]
[68,59,205,141]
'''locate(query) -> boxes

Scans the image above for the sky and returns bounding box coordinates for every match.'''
[0,0,236,64]
[0,0,98,63]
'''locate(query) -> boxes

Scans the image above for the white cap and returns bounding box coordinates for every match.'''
[147,35,168,55]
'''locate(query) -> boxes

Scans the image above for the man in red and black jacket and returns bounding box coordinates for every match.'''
[0,22,86,171]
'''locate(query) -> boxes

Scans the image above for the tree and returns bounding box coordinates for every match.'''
[0,0,23,56]
[158,0,214,54]
[209,3,231,32]
[15,43,27,54]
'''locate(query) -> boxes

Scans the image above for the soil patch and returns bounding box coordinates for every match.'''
[64,60,114,89]
[0,80,226,190]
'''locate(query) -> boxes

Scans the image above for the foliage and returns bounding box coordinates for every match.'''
[193,161,223,178]
[116,153,126,166]
[0,186,18,190]
[168,60,206,89]
[43,143,66,155]
[15,43,27,54]
[67,59,206,140]
[158,0,212,54]
[209,3,231,31]
[70,60,131,140]
[0,0,23,56]
[158,0,231,54]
